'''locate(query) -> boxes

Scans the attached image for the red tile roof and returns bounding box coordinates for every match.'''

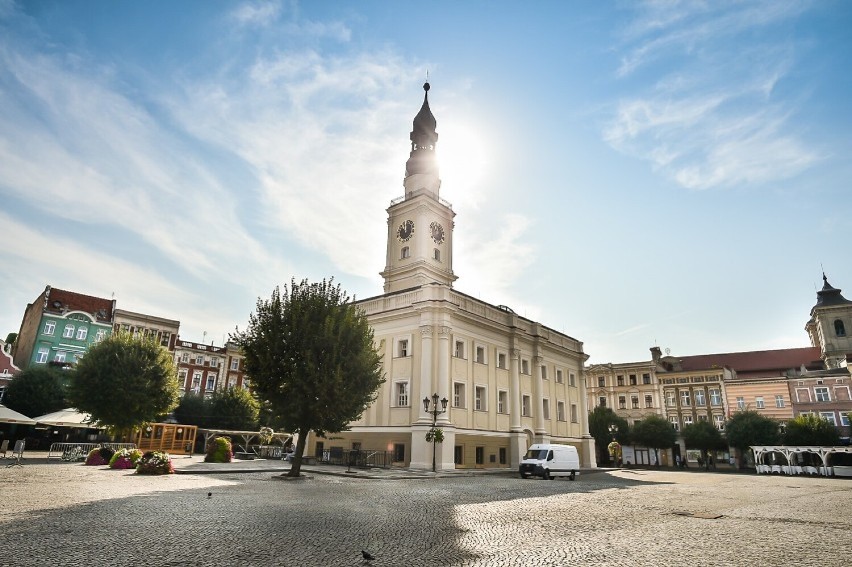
[45,288,114,322]
[675,347,822,374]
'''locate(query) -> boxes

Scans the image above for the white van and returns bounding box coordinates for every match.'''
[519,443,580,480]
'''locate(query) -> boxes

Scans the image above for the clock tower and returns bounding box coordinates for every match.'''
[381,82,457,293]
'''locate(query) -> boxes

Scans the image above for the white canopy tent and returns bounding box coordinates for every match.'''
[751,445,852,477]
[33,408,98,428]
[0,404,36,425]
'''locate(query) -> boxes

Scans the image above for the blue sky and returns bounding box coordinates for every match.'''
[1,0,850,364]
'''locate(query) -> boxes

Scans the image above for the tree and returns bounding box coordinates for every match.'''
[208,387,260,430]
[68,332,180,434]
[173,393,212,429]
[681,421,726,469]
[630,414,677,466]
[587,406,629,465]
[233,278,385,477]
[724,410,780,468]
[3,366,67,417]
[782,414,840,446]
[4,332,17,345]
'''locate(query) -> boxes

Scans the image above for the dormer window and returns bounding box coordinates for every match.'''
[835,319,846,337]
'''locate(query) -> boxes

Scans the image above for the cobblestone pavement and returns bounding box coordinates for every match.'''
[0,461,849,567]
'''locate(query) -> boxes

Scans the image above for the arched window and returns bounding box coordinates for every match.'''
[835,319,846,337]
[400,246,410,259]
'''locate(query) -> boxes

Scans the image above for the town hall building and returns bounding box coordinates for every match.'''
[308,83,596,470]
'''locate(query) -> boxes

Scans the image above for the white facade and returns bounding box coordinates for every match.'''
[312,83,595,470]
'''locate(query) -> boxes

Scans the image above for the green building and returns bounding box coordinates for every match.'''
[12,286,115,369]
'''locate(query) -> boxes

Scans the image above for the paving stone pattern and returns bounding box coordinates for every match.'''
[0,463,849,566]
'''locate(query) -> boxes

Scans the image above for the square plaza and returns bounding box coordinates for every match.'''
[1,459,849,566]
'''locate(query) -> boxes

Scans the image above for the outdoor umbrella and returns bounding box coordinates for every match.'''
[33,407,97,428]
[0,404,37,425]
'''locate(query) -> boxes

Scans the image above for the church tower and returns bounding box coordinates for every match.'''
[380,82,457,293]
[806,273,852,368]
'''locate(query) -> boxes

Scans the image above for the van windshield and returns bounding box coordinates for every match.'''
[524,449,548,460]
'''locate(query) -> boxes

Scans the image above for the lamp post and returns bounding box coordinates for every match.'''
[608,424,620,466]
[423,393,448,473]
[608,424,618,440]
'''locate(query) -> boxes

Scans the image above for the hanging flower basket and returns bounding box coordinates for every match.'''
[607,441,622,459]
[425,427,444,443]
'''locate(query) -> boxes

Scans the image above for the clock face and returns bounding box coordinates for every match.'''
[396,219,414,242]
[430,221,445,244]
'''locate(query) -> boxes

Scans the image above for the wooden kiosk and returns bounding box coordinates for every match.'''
[135,423,198,455]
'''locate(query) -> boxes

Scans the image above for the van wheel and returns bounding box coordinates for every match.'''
[542,469,550,480]
[569,471,576,481]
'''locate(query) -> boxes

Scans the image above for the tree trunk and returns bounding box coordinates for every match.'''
[288,429,309,477]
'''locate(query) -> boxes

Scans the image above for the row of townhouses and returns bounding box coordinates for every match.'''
[1,285,248,403]
[588,275,852,464]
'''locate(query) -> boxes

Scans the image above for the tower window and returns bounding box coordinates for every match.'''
[401,246,410,259]
[433,248,441,261]
[835,319,846,337]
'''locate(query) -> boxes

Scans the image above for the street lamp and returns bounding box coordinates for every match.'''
[423,393,448,473]
[608,424,618,439]
[608,424,620,466]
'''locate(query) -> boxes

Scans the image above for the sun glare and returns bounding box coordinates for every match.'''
[436,122,488,197]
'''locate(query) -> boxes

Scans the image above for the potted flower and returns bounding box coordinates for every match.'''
[136,451,175,475]
[109,448,143,470]
[204,436,233,463]
[85,446,116,466]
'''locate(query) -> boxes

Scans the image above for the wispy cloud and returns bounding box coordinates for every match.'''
[0,45,280,284]
[231,0,351,42]
[231,1,283,27]
[613,323,652,338]
[605,0,821,190]
[165,49,421,280]
[617,0,809,77]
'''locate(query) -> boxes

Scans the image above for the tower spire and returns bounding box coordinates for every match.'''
[404,81,439,179]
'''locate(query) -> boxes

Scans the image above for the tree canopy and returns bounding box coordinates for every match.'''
[588,406,629,464]
[232,278,385,476]
[724,410,780,452]
[174,393,210,428]
[681,421,726,467]
[174,388,260,431]
[68,332,180,433]
[630,414,677,465]
[2,365,67,417]
[782,414,840,446]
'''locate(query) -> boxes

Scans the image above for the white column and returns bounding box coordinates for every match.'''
[578,371,591,436]
[509,347,526,468]
[436,325,451,424]
[533,355,546,438]
[418,325,434,423]
[510,348,522,431]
